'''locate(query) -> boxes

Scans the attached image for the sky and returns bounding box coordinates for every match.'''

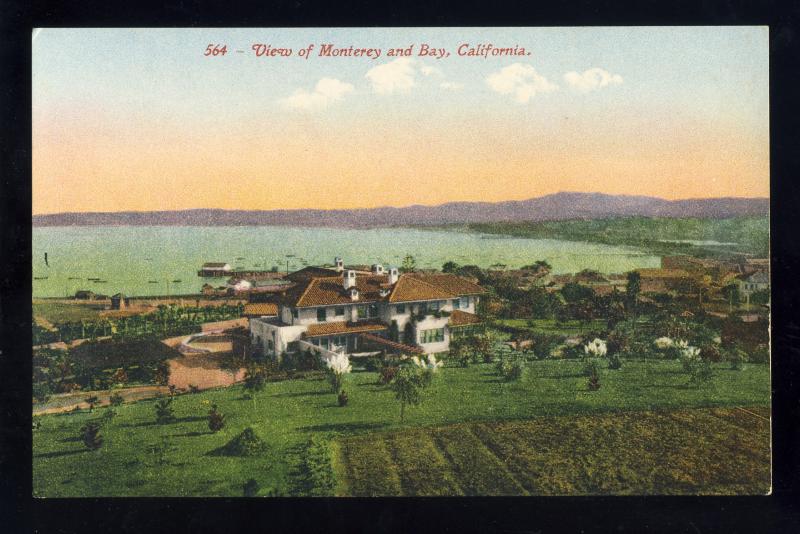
[32,27,769,214]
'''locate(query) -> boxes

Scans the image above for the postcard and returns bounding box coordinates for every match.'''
[32,27,769,497]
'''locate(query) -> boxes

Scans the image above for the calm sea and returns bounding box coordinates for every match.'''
[32,226,660,298]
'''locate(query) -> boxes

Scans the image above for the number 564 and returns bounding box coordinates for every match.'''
[204,44,228,56]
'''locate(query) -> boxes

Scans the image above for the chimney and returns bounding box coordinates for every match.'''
[334,257,344,273]
[343,269,356,289]
[388,266,399,285]
[372,264,385,275]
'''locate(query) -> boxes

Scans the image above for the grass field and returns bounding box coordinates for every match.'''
[497,318,609,336]
[33,300,108,324]
[336,407,770,496]
[32,359,770,497]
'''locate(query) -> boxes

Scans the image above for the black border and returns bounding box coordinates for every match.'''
[3,1,800,532]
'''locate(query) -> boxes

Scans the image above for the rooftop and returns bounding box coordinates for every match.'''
[242,303,279,317]
[304,320,388,338]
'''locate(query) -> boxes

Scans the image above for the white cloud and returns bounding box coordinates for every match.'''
[563,68,623,92]
[420,65,442,77]
[281,77,354,110]
[485,63,558,103]
[439,81,464,91]
[365,58,418,94]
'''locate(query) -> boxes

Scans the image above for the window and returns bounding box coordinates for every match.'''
[429,301,440,312]
[461,297,470,308]
[291,309,298,319]
[357,305,367,319]
[395,304,406,314]
[420,328,445,344]
[317,308,327,322]
[335,306,345,317]
[321,337,329,349]
[452,298,461,310]
[368,304,379,317]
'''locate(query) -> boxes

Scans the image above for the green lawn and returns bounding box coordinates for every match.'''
[498,318,610,336]
[32,359,770,497]
[33,301,107,325]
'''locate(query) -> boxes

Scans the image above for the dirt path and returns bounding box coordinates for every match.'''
[33,385,170,416]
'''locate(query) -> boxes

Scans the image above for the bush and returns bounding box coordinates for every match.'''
[212,427,268,457]
[337,390,349,407]
[363,356,382,372]
[701,344,723,363]
[109,392,124,407]
[725,345,747,371]
[379,365,399,385]
[582,358,601,378]
[496,355,525,382]
[303,435,337,496]
[208,403,225,432]
[531,333,562,360]
[81,422,103,450]
[243,478,260,497]
[188,384,200,394]
[750,343,770,364]
[686,357,713,386]
[607,352,623,370]
[154,396,175,424]
[587,373,601,391]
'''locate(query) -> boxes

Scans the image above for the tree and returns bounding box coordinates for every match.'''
[442,261,459,273]
[390,367,423,423]
[400,254,417,273]
[625,271,641,330]
[208,403,225,432]
[81,422,103,450]
[154,396,175,424]
[243,363,267,409]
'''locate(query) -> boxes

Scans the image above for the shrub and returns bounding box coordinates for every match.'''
[109,392,124,407]
[750,343,770,364]
[243,478,260,497]
[214,427,268,457]
[110,367,128,385]
[303,435,337,496]
[379,365,399,385]
[688,357,713,386]
[85,395,99,412]
[701,344,723,363]
[497,355,525,382]
[363,356,382,372]
[337,390,349,407]
[607,352,623,370]
[587,372,601,391]
[208,403,225,432]
[81,422,103,450]
[154,396,175,424]
[531,333,562,360]
[33,382,51,404]
[726,345,747,371]
[582,358,601,378]
[188,384,200,394]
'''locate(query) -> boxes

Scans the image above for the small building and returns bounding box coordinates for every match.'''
[737,271,770,297]
[242,302,279,318]
[110,293,128,310]
[74,290,96,300]
[199,262,232,277]
[201,283,216,296]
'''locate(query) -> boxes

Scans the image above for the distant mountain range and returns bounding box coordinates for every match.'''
[32,192,769,228]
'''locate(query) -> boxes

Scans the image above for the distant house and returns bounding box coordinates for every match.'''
[741,258,769,275]
[74,290,96,300]
[110,293,128,310]
[199,262,232,277]
[201,283,216,296]
[737,271,769,297]
[635,268,695,294]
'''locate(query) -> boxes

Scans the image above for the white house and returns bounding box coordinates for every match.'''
[249,258,485,361]
[200,262,233,277]
[737,271,769,297]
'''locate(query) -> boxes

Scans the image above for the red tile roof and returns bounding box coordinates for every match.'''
[408,273,488,296]
[304,320,387,337]
[358,332,425,354]
[243,303,278,317]
[448,310,483,327]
